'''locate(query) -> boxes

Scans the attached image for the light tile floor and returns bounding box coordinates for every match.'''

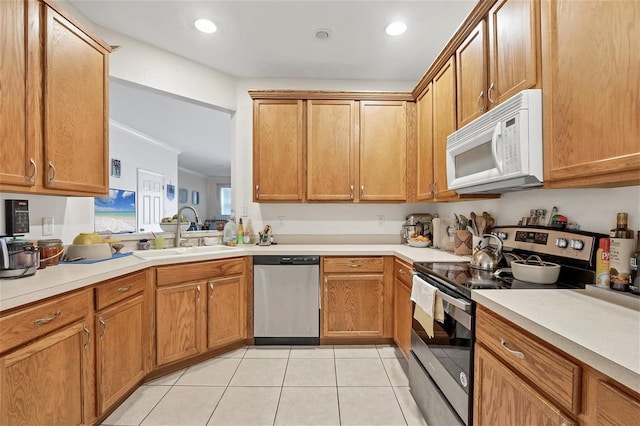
[103,345,428,426]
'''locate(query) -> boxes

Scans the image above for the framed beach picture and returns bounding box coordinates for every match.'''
[94,189,136,233]
[179,188,188,203]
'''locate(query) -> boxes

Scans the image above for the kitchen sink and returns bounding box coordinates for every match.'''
[133,245,237,259]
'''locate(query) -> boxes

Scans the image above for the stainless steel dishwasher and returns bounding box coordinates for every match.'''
[253,255,320,345]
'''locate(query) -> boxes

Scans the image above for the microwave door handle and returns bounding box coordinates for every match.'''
[491,122,503,174]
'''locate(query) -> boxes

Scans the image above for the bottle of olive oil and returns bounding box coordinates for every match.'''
[609,213,634,291]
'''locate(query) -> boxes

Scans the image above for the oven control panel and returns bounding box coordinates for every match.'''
[491,226,599,262]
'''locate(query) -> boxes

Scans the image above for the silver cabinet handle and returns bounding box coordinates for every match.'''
[196,284,201,301]
[488,83,496,104]
[500,338,525,359]
[209,282,214,298]
[83,323,91,349]
[28,158,37,183]
[477,91,485,112]
[47,161,56,183]
[255,184,260,199]
[399,269,407,274]
[348,264,362,268]
[360,185,364,198]
[118,285,132,293]
[98,317,106,339]
[349,184,354,200]
[34,311,61,326]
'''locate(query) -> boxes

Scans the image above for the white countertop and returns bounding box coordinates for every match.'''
[0,244,464,312]
[473,289,640,394]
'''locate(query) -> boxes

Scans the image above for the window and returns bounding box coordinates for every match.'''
[219,185,231,216]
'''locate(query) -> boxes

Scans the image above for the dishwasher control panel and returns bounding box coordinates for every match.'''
[254,255,320,265]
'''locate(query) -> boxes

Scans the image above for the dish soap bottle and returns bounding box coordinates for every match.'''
[236,218,244,245]
[223,211,237,245]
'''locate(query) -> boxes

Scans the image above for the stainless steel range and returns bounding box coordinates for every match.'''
[408,225,607,426]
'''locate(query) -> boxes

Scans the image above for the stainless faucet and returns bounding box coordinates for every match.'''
[175,205,201,248]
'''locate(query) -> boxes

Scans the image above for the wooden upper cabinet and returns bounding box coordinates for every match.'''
[416,84,435,201]
[253,99,304,201]
[487,0,539,107]
[541,0,640,187]
[307,100,358,201]
[456,20,487,127]
[432,57,457,199]
[0,0,39,188]
[43,6,109,194]
[359,101,407,201]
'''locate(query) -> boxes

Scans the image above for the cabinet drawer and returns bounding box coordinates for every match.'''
[95,270,148,311]
[476,306,581,415]
[0,289,91,354]
[394,258,412,288]
[323,257,384,273]
[156,257,245,287]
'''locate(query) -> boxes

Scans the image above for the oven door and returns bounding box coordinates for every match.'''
[409,272,474,426]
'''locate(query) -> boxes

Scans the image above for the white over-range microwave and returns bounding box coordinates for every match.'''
[446,89,543,194]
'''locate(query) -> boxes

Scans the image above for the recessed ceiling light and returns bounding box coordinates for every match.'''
[385,22,407,36]
[314,28,332,40]
[194,18,217,34]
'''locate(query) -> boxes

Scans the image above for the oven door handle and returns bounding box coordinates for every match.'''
[410,270,472,312]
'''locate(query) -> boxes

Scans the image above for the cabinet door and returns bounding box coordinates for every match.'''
[207,274,246,350]
[541,0,640,187]
[456,20,487,127]
[43,6,108,194]
[488,0,538,107]
[0,321,93,426]
[393,279,412,358]
[0,0,39,188]
[432,57,457,199]
[359,101,407,201]
[416,84,435,201]
[253,99,304,201]
[95,295,147,417]
[156,282,205,367]
[322,273,384,337]
[474,344,575,426]
[307,100,358,201]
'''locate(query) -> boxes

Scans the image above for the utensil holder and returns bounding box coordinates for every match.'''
[454,230,473,255]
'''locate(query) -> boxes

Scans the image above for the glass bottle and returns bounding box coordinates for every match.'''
[236,218,244,244]
[610,212,634,291]
[630,231,640,295]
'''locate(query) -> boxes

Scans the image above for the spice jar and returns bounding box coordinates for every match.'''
[37,239,64,268]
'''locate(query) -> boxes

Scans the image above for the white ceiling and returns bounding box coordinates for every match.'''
[68,0,477,176]
[109,78,233,177]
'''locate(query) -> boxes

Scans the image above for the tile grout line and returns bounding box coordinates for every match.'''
[270,347,291,425]
[136,383,174,426]
[205,347,247,425]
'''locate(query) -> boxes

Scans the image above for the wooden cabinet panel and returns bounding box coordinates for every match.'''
[43,6,108,194]
[474,344,575,426]
[583,369,640,426]
[156,258,244,287]
[323,256,384,274]
[307,100,358,201]
[252,99,304,201]
[432,57,457,199]
[322,273,384,337]
[476,306,581,415]
[359,101,407,201]
[95,270,147,310]
[207,275,246,349]
[456,20,487,127]
[541,0,640,187]
[416,84,435,201]
[0,289,91,354]
[156,282,205,367]
[95,295,146,416]
[0,0,39,188]
[488,0,538,106]
[393,259,413,357]
[0,320,93,426]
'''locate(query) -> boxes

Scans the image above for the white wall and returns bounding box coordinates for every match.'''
[177,169,209,222]
[207,177,232,219]
[109,121,180,220]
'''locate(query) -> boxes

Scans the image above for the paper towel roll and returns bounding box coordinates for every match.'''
[432,217,441,249]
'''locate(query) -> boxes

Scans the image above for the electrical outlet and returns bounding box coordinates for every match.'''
[42,217,54,236]
[378,215,385,226]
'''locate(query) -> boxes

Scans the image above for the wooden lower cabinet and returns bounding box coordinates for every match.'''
[156,281,206,367]
[95,295,147,416]
[474,344,575,426]
[393,259,413,357]
[0,290,94,426]
[207,274,246,349]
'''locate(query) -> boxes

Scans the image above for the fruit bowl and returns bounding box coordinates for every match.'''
[159,222,191,233]
[408,240,430,248]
